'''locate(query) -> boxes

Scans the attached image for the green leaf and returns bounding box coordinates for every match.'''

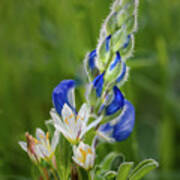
[83,128,96,145]
[100,152,119,171]
[55,136,72,180]
[116,162,134,180]
[129,159,159,180]
[110,154,125,171]
[94,165,102,176]
[104,171,117,180]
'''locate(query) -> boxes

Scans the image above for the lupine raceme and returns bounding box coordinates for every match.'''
[19,0,158,179]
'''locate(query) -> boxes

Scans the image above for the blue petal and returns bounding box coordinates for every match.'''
[99,122,112,132]
[116,62,127,83]
[92,72,105,97]
[112,100,135,141]
[99,99,135,142]
[105,86,124,116]
[106,35,112,52]
[98,122,113,137]
[123,35,131,49]
[52,80,75,115]
[109,52,121,71]
[88,49,97,70]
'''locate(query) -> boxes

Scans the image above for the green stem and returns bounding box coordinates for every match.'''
[88,170,93,180]
[50,168,58,180]
[48,159,60,180]
[37,166,49,180]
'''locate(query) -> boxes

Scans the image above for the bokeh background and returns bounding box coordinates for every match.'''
[0,0,180,179]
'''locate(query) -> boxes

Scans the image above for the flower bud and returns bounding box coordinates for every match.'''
[125,16,136,34]
[97,35,112,71]
[92,72,105,98]
[116,61,128,85]
[104,52,122,83]
[116,9,129,28]
[111,28,127,52]
[106,12,118,35]
[120,34,134,60]
[121,0,136,7]
[84,49,99,81]
[86,72,105,107]
[73,142,95,170]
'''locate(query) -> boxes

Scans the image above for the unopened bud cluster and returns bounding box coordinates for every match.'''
[85,0,139,116]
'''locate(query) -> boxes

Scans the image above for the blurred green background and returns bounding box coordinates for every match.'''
[0,0,180,179]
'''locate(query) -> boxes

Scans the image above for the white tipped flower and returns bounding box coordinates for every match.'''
[72,142,95,170]
[49,103,102,145]
[19,128,59,163]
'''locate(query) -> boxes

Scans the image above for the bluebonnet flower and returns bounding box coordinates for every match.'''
[72,142,95,170]
[52,80,76,116]
[19,128,59,163]
[105,86,124,116]
[98,87,135,142]
[50,80,102,144]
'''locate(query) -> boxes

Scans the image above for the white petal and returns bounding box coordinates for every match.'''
[68,88,75,108]
[35,144,46,158]
[45,119,54,124]
[51,130,60,151]
[85,154,92,169]
[80,116,103,139]
[19,141,27,152]
[72,156,84,168]
[50,109,62,126]
[79,141,85,149]
[96,131,115,143]
[62,104,75,124]
[77,103,90,124]
[36,128,45,140]
[54,124,73,141]
[92,136,98,149]
[85,84,93,103]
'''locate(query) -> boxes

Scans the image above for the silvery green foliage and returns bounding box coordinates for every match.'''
[94,153,159,180]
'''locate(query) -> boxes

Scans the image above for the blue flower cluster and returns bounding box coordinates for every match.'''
[52,36,135,142]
